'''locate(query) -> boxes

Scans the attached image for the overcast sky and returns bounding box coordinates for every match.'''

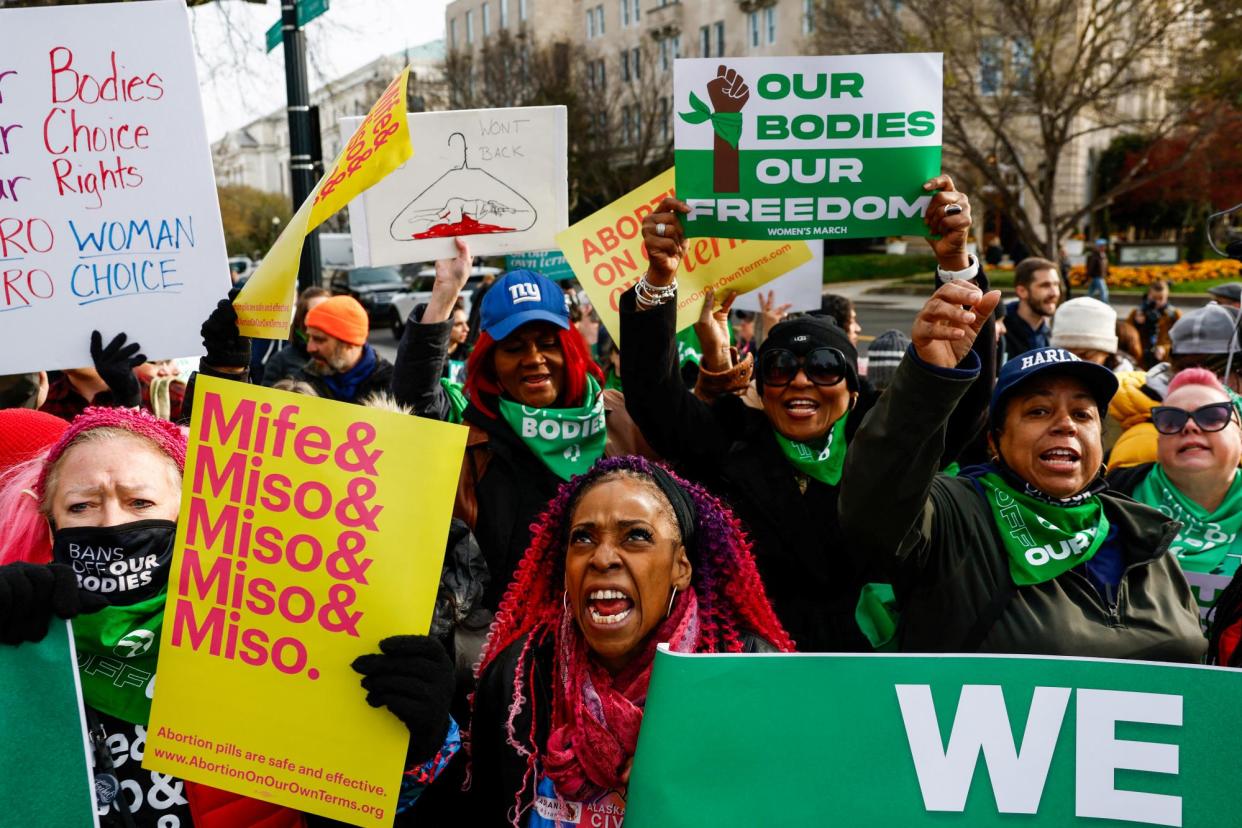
[188,0,449,141]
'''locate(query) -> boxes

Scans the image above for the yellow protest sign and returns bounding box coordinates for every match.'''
[556,168,813,345]
[234,68,413,339]
[145,376,466,825]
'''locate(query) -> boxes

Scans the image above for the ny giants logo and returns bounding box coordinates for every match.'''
[509,282,542,304]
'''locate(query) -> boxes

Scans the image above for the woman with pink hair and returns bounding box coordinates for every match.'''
[0,407,456,826]
[467,455,793,826]
[1109,367,1242,627]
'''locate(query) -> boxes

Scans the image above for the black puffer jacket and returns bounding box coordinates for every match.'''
[618,282,995,652]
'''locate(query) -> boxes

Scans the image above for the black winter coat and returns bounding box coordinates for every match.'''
[296,352,395,403]
[617,279,994,652]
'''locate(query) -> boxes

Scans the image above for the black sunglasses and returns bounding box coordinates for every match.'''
[1150,402,1237,435]
[759,347,849,387]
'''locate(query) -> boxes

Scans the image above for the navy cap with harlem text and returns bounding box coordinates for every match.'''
[990,348,1119,431]
[480,269,570,341]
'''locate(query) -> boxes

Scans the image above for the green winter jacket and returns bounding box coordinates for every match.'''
[839,352,1206,662]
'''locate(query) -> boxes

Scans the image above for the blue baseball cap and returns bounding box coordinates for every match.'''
[480,269,570,341]
[990,348,1119,431]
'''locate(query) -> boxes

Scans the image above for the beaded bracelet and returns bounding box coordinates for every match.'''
[636,275,677,306]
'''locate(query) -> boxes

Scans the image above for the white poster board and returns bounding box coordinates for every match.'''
[732,240,824,312]
[0,0,230,373]
[346,106,568,265]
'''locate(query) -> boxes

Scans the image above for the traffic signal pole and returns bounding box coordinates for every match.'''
[281,0,322,291]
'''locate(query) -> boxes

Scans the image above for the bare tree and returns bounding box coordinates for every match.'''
[444,32,673,218]
[813,0,1229,257]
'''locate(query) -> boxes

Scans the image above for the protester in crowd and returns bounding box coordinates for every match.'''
[617,176,995,651]
[839,308,1205,658]
[0,372,48,410]
[731,309,757,357]
[0,407,458,826]
[865,329,911,392]
[1109,303,1242,469]
[1117,318,1144,367]
[1208,282,1242,309]
[261,285,330,386]
[0,408,66,474]
[134,358,187,421]
[1109,368,1242,627]
[391,240,654,614]
[596,329,623,392]
[817,294,863,348]
[1001,258,1061,360]
[1086,238,1110,303]
[40,332,147,422]
[469,456,793,825]
[1051,297,1135,371]
[1128,280,1181,368]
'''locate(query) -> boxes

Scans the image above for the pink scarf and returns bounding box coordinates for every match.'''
[543,589,700,799]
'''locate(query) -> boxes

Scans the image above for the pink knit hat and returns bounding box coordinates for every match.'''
[35,406,187,498]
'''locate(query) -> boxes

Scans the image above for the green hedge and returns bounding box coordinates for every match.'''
[823,254,941,284]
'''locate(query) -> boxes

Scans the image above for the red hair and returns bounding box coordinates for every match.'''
[464,325,604,418]
[1167,367,1227,397]
[470,456,793,823]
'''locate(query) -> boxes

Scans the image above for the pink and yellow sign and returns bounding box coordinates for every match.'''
[234,68,413,338]
[555,168,814,345]
[144,376,467,825]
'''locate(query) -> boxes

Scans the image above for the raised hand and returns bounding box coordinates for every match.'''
[758,290,792,331]
[912,280,1001,370]
[424,238,472,324]
[922,175,973,272]
[0,562,107,645]
[200,298,253,369]
[693,287,737,371]
[90,330,145,408]
[351,635,454,764]
[708,64,750,114]
[641,196,691,287]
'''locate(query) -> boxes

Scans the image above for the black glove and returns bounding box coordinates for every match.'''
[352,635,454,764]
[0,562,107,645]
[90,330,145,408]
[201,298,252,369]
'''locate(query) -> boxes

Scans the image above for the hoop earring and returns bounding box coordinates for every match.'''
[666,586,678,618]
[562,590,570,613]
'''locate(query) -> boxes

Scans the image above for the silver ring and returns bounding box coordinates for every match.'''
[656,222,667,236]
[944,204,963,216]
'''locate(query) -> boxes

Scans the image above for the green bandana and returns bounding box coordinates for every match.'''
[1132,465,1242,574]
[978,473,1111,586]
[678,92,743,147]
[72,592,165,724]
[499,375,607,481]
[440,378,469,424]
[774,413,848,486]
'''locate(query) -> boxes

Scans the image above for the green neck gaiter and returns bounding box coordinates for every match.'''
[773,413,849,486]
[1132,465,1242,572]
[73,592,166,724]
[978,472,1111,586]
[499,375,607,481]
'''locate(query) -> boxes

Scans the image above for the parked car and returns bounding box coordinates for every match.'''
[228,256,255,283]
[389,265,502,339]
[327,265,406,328]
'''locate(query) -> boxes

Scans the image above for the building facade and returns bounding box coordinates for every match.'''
[212,41,447,196]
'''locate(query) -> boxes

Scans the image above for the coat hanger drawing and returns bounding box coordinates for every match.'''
[389,132,538,241]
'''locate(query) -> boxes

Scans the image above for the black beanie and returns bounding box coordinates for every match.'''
[756,316,859,391]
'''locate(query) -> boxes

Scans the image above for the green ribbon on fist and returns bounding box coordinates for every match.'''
[679,92,743,148]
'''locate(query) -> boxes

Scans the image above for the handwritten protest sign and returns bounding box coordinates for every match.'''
[0,621,96,827]
[673,54,943,241]
[556,168,812,345]
[629,649,1242,827]
[0,0,230,373]
[731,240,824,314]
[145,377,466,825]
[234,68,412,339]
[346,105,568,265]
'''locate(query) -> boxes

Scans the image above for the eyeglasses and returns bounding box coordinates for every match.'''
[1150,402,1237,435]
[759,347,849,388]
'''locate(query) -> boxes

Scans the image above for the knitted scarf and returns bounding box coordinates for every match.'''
[321,345,377,401]
[543,589,700,799]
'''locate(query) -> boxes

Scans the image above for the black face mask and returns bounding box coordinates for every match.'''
[52,520,176,606]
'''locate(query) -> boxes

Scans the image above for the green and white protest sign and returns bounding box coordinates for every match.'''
[627,648,1242,827]
[673,54,942,241]
[0,620,97,827]
[504,249,576,281]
